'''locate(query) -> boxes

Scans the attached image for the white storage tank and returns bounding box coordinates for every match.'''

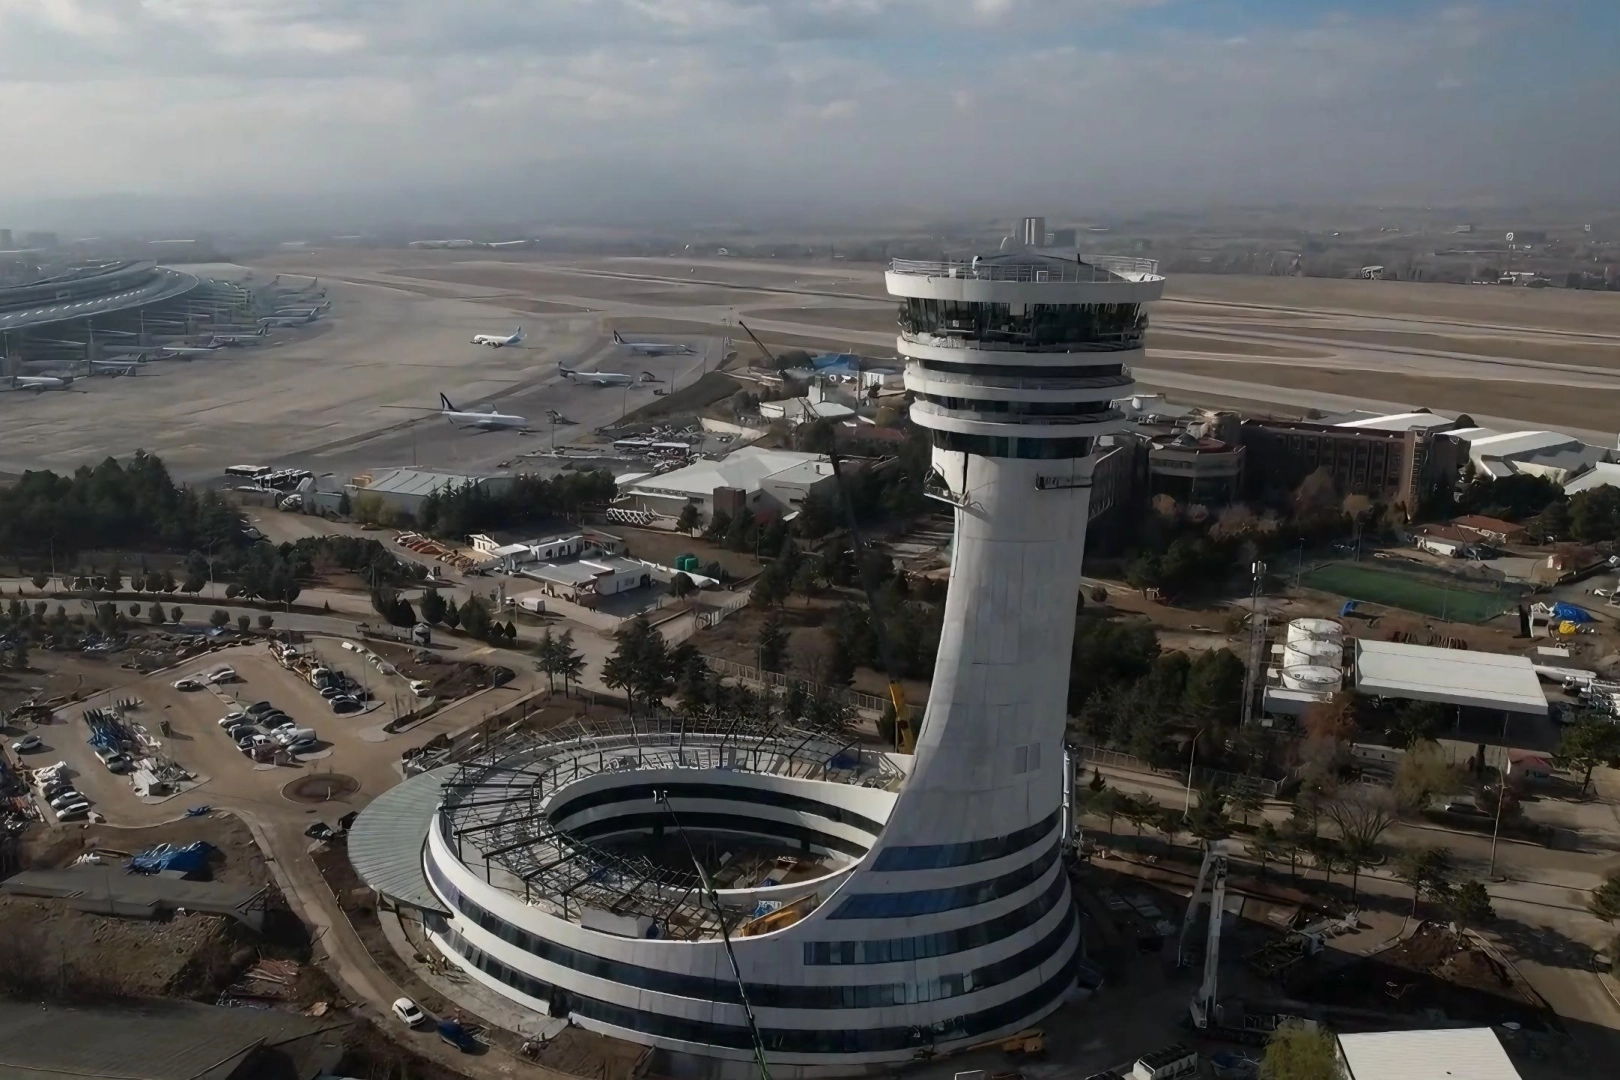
[1280,664,1343,693]
[1286,617,1343,645]
[1284,636,1343,669]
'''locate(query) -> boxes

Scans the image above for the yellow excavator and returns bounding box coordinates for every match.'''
[736,320,916,753]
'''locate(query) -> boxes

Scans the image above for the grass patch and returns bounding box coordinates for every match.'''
[1299,561,1520,623]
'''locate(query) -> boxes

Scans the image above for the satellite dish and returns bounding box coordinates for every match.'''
[1505,231,1515,243]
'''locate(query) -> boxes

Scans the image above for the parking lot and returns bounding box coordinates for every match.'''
[16,636,507,827]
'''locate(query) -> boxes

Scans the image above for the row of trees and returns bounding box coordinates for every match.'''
[0,452,245,557]
[416,470,617,538]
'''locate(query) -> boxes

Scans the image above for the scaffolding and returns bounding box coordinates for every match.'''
[438,717,903,941]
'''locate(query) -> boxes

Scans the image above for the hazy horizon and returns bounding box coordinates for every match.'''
[3,1,1615,233]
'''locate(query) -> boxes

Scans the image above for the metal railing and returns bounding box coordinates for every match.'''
[702,655,888,714]
[899,331,1145,353]
[890,254,1161,283]
[904,367,1134,393]
[1075,743,1279,798]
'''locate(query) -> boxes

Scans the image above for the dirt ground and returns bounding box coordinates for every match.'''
[0,813,287,1002]
[1142,355,1619,431]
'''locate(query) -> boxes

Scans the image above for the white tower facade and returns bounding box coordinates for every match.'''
[393,250,1164,1077]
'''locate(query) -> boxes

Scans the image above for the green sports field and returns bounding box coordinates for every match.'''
[1298,561,1520,623]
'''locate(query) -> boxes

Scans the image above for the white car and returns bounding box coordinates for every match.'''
[172,677,204,691]
[10,735,42,753]
[341,641,359,652]
[57,802,92,821]
[409,680,432,697]
[392,997,427,1027]
[207,667,237,684]
[49,790,84,810]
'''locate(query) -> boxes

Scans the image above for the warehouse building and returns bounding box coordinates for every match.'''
[346,467,511,518]
[618,446,841,525]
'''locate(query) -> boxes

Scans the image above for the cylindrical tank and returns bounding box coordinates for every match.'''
[1284,636,1343,668]
[1280,664,1343,692]
[1287,617,1343,645]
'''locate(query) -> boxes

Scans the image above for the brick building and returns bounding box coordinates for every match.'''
[1239,419,1465,518]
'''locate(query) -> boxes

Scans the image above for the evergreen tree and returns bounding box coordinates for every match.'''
[758,613,787,673]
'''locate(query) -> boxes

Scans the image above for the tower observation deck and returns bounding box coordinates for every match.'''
[371,249,1166,1076]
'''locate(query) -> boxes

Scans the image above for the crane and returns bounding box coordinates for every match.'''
[738,320,917,752]
[1183,848,1228,1030]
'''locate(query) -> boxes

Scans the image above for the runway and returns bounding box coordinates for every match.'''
[3,249,1616,481]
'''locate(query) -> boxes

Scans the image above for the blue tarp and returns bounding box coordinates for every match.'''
[811,352,859,370]
[128,841,215,876]
[1552,602,1592,624]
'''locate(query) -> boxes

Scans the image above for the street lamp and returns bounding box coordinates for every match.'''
[1183,727,1206,817]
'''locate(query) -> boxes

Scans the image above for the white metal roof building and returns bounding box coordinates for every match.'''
[1353,639,1548,716]
[1337,1028,1521,1080]
[620,446,839,523]
[1335,411,1461,433]
[349,467,511,515]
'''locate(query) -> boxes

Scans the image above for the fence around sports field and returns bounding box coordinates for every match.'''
[1298,558,1523,623]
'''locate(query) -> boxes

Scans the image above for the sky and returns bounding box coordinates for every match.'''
[0,0,1615,229]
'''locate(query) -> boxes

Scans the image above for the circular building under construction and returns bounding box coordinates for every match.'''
[352,248,1166,1074]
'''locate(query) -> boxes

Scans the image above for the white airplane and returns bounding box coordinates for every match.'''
[559,362,632,386]
[209,327,270,347]
[612,330,693,356]
[434,393,528,430]
[9,374,74,391]
[472,325,525,348]
[155,343,224,356]
[87,357,146,375]
[260,313,317,327]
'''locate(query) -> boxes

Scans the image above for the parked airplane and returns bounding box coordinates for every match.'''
[9,374,74,391]
[260,313,317,327]
[559,363,632,386]
[433,393,528,430]
[154,343,225,356]
[612,330,693,356]
[472,326,525,348]
[87,357,145,375]
[209,326,270,347]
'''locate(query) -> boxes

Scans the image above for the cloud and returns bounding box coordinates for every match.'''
[0,0,1609,223]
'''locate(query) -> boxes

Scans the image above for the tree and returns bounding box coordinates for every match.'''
[1448,879,1494,931]
[209,609,230,629]
[147,602,166,625]
[676,503,700,536]
[419,589,447,625]
[1387,699,1445,749]
[758,612,787,673]
[1554,714,1620,794]
[337,491,352,517]
[1589,870,1620,923]
[1228,778,1266,827]
[1303,691,1359,743]
[442,598,461,630]
[104,561,123,595]
[1260,1020,1342,1080]
[30,574,47,591]
[258,614,274,631]
[1121,794,1160,850]
[1125,553,1163,596]
[1395,741,1460,811]
[536,629,561,692]
[604,615,672,713]
[1338,835,1380,899]
[1326,786,1396,853]
[1393,845,1454,919]
[1250,820,1284,879]
[128,602,142,618]
[170,606,183,623]
[669,572,696,599]
[237,614,251,633]
[160,570,177,594]
[555,629,586,694]
[182,571,206,596]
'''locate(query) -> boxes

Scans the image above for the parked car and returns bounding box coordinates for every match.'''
[10,735,42,753]
[319,686,344,700]
[56,803,92,821]
[207,666,237,684]
[331,697,361,714]
[341,641,360,653]
[217,715,245,728]
[392,997,426,1027]
[437,1020,479,1052]
[409,680,432,697]
[261,714,296,731]
[49,790,84,810]
[172,677,204,691]
[244,701,276,718]
[305,821,336,841]
[237,734,272,751]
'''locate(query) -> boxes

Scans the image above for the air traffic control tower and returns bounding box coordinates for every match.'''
[375,249,1164,1077]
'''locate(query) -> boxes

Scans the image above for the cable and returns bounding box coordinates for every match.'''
[656,791,773,1080]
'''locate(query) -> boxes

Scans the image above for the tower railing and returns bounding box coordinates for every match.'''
[889,255,1161,282]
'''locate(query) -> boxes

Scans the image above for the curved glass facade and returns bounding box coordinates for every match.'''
[900,298,1144,348]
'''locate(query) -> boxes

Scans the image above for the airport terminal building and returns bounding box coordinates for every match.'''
[352,250,1165,1073]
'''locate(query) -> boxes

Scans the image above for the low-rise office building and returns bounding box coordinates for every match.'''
[1240,417,1465,518]
[347,467,511,518]
[619,446,842,525]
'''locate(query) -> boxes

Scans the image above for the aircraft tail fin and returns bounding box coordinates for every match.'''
[439,392,459,412]
[612,331,624,344]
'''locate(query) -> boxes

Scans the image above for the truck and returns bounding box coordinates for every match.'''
[354,621,432,646]
[437,1019,480,1053]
